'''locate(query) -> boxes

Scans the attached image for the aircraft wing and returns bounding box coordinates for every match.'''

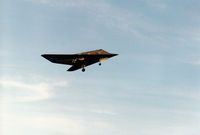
[42,54,111,65]
[41,54,79,65]
[42,52,117,72]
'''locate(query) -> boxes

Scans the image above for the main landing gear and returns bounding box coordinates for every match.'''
[82,64,86,72]
[82,68,85,72]
[81,62,101,72]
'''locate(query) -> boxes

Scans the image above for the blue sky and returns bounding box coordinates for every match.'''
[1,0,200,135]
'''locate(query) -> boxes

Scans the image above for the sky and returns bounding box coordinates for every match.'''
[1,0,200,135]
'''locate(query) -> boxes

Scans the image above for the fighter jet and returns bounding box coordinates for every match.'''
[41,49,118,72]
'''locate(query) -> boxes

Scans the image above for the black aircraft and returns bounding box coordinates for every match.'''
[41,49,118,72]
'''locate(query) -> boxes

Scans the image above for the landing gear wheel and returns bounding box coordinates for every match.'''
[82,68,85,72]
[99,62,101,66]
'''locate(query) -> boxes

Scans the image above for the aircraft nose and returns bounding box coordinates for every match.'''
[112,54,118,56]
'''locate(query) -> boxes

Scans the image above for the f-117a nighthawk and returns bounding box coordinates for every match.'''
[41,49,118,72]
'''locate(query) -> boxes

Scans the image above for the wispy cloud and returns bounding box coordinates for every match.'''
[89,109,117,115]
[26,0,156,39]
[184,59,200,65]
[27,0,200,47]
[180,28,200,42]
[0,77,68,102]
[1,113,83,135]
[142,0,167,9]
[1,112,112,135]
[178,54,200,65]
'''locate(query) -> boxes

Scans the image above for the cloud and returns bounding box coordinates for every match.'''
[186,59,200,65]
[89,109,117,115]
[179,54,200,65]
[24,0,200,50]
[181,28,200,42]
[142,0,167,9]
[0,77,68,102]
[1,113,112,135]
[26,0,155,39]
[1,113,84,135]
